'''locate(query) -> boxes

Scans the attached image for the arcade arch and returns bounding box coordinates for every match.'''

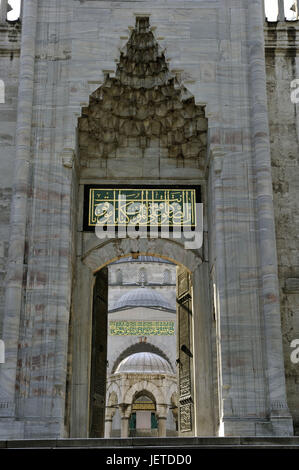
[69,239,217,438]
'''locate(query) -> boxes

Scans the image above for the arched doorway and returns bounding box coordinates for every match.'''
[68,239,217,438]
[129,393,158,438]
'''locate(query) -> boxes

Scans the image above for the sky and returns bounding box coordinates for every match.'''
[265,0,297,20]
[4,0,298,22]
[7,0,20,21]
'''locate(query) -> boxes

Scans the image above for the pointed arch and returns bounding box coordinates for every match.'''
[106,381,121,406]
[110,341,175,374]
[0,340,4,364]
[116,268,123,285]
[78,16,207,176]
[166,383,178,405]
[7,0,21,21]
[163,268,171,284]
[124,380,165,406]
[138,267,147,285]
[83,237,202,274]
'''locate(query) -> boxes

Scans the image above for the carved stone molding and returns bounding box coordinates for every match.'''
[207,144,225,175]
[61,148,75,169]
[79,17,207,171]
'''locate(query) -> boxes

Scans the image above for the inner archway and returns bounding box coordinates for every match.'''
[111,342,174,375]
[105,259,177,438]
[69,238,217,439]
[129,392,158,438]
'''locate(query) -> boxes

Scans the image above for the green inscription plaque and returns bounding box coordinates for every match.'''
[84,186,200,230]
[109,320,175,336]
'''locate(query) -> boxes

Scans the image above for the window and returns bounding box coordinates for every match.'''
[163,269,171,284]
[7,0,21,21]
[138,268,147,285]
[116,269,122,284]
[265,0,298,21]
[151,412,158,430]
[0,340,4,364]
[0,80,4,104]
[129,412,136,430]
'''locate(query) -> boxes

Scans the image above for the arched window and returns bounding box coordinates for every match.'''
[284,0,298,20]
[163,269,171,284]
[129,393,157,436]
[265,0,298,21]
[0,339,5,364]
[7,0,21,21]
[0,80,4,104]
[138,268,147,285]
[116,269,122,284]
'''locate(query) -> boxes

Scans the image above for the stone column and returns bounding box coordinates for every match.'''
[104,418,113,438]
[70,263,94,438]
[20,0,24,21]
[158,416,167,437]
[0,0,37,438]
[192,262,215,436]
[157,404,167,437]
[121,417,129,438]
[209,146,228,435]
[278,0,285,21]
[248,0,293,435]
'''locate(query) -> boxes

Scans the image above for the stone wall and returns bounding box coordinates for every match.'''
[265,21,299,434]
[0,21,21,335]
[0,1,295,439]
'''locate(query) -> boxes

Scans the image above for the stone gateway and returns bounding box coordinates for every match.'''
[0,0,298,440]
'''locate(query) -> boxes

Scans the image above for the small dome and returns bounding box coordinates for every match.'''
[115,352,174,375]
[109,287,175,312]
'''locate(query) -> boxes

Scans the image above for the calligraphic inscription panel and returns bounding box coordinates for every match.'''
[109,320,175,336]
[132,403,156,411]
[179,403,192,433]
[83,185,200,230]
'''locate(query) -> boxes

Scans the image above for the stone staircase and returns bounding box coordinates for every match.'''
[0,437,299,449]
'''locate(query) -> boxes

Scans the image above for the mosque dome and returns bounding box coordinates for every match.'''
[109,287,175,312]
[115,352,174,375]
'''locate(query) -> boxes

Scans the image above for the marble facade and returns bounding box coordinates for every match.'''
[0,0,298,439]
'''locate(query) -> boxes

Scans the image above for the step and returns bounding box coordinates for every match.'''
[1,437,299,449]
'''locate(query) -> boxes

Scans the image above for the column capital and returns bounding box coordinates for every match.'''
[104,417,113,423]
[119,403,131,418]
[157,404,168,419]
